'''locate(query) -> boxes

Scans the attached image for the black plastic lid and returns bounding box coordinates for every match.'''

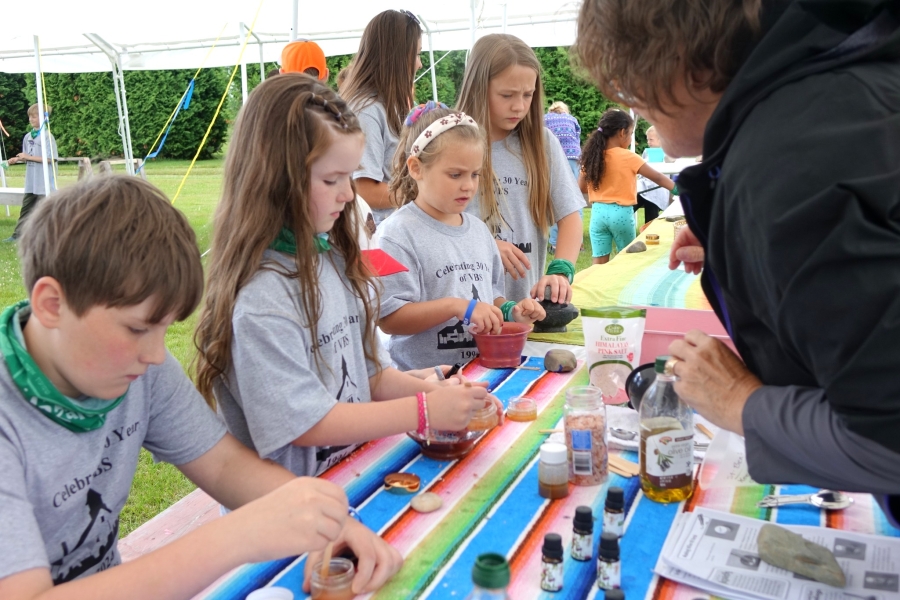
[472,553,510,589]
[605,486,624,510]
[574,506,594,532]
[542,533,564,560]
[599,532,620,559]
[605,590,626,600]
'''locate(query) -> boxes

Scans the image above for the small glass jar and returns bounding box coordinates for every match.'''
[538,442,569,499]
[311,557,355,600]
[506,397,537,422]
[467,401,499,432]
[564,386,608,486]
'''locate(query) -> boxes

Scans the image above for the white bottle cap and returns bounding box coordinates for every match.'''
[540,442,567,465]
[246,587,294,600]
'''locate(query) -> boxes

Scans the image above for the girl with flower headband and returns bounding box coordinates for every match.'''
[580,109,675,264]
[378,102,546,370]
[456,34,585,305]
[195,77,489,515]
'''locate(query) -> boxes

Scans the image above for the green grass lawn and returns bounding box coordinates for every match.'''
[0,159,633,536]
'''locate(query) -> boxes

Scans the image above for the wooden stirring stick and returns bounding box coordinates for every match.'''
[695,423,715,439]
[320,542,334,579]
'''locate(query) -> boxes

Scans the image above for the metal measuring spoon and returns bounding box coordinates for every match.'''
[610,427,637,440]
[757,490,853,510]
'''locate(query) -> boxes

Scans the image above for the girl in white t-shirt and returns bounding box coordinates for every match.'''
[456,34,585,304]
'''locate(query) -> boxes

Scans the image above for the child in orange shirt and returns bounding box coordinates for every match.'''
[580,109,674,264]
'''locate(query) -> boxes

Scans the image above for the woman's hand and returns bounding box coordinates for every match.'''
[303,519,403,595]
[668,330,762,435]
[228,477,348,563]
[530,274,572,304]
[427,383,488,431]
[496,240,531,280]
[669,226,705,275]
[512,297,546,324]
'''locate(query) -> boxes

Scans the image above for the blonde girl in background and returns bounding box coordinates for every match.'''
[194,76,489,498]
[581,109,674,264]
[342,9,423,225]
[456,34,585,305]
[377,102,546,370]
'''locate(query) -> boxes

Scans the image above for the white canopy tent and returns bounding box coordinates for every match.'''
[1,1,580,180]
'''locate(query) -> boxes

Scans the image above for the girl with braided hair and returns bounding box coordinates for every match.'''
[195,77,489,490]
[377,102,545,370]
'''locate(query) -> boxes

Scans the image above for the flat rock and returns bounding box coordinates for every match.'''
[626,241,647,253]
[410,492,443,513]
[544,349,577,373]
[757,523,846,588]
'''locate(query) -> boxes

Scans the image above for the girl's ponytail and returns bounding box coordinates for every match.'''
[581,108,634,190]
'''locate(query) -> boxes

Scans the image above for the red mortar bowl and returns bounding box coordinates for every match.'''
[473,322,532,368]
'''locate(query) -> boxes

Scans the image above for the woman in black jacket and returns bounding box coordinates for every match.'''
[575,0,900,523]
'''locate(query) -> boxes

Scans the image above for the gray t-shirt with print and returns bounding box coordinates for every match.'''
[22,131,58,195]
[466,128,585,301]
[352,100,399,226]
[0,330,226,584]
[377,203,505,370]
[215,249,385,478]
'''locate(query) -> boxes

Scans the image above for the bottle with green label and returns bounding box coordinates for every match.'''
[639,355,694,503]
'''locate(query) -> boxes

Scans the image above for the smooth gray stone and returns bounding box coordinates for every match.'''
[544,349,577,373]
[625,241,647,253]
[757,523,846,588]
[534,286,579,333]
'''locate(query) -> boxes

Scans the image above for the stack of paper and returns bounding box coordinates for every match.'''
[655,507,900,600]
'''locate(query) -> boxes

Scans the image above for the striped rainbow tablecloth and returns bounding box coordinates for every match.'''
[531,216,711,347]
[201,358,900,600]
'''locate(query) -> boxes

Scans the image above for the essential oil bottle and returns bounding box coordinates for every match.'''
[603,486,624,537]
[571,506,593,561]
[540,533,564,591]
[597,532,621,590]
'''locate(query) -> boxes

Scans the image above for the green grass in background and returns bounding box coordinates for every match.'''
[1,160,624,536]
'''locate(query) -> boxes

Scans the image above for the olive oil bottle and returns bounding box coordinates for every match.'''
[639,356,694,503]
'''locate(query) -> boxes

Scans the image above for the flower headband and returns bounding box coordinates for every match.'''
[409,112,479,157]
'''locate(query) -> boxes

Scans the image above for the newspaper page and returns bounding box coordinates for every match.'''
[656,507,900,600]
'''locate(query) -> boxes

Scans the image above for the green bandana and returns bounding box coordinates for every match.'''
[29,128,40,139]
[270,227,331,254]
[0,300,126,433]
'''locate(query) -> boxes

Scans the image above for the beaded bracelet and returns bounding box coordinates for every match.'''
[416,392,428,436]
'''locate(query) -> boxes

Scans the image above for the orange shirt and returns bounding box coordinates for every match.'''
[586,147,645,206]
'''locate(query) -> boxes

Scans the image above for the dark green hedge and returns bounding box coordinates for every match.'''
[0,46,646,162]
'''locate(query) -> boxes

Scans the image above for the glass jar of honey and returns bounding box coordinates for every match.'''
[310,557,355,600]
[467,401,500,432]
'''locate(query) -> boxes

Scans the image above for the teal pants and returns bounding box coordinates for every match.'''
[589,203,636,257]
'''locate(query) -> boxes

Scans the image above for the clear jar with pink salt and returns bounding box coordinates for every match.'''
[563,386,608,486]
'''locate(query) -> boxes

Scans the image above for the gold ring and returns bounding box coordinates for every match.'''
[664,356,679,376]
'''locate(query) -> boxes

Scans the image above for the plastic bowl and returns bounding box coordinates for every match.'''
[472,323,532,368]
[625,363,656,411]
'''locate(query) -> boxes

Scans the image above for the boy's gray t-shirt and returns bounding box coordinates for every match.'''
[0,338,226,583]
[22,132,58,195]
[377,203,505,370]
[466,128,585,301]
[351,100,398,225]
[215,249,384,478]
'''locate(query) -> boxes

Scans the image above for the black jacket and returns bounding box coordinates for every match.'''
[679,0,900,455]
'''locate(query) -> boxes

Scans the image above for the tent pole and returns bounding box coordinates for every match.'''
[33,36,52,195]
[419,16,439,103]
[246,28,265,81]
[502,3,508,33]
[629,108,636,152]
[470,0,477,48]
[239,23,249,104]
[116,54,135,175]
[291,0,299,41]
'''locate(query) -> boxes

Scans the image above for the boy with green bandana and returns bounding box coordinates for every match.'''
[0,176,401,600]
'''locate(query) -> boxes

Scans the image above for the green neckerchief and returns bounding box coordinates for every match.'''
[0,300,126,433]
[29,128,41,139]
[270,227,331,254]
